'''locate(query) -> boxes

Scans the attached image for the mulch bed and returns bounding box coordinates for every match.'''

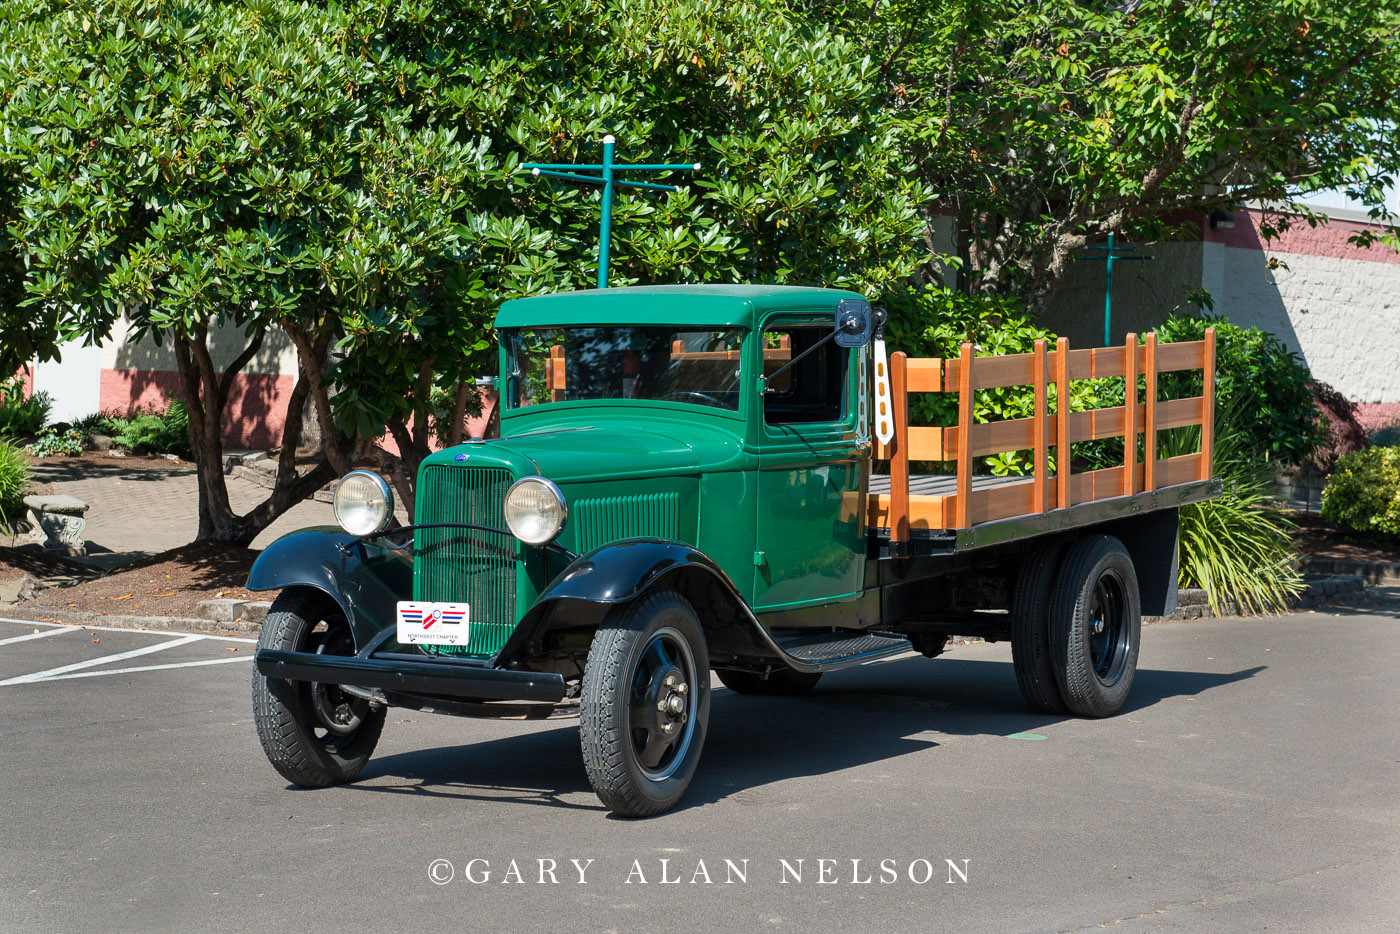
[10,541,261,619]
[1289,510,1400,565]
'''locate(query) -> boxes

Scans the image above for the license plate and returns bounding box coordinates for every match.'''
[396,601,471,646]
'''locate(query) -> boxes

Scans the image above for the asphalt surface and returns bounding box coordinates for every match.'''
[1,606,1396,933]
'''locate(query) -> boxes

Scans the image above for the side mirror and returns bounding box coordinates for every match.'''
[834,299,873,347]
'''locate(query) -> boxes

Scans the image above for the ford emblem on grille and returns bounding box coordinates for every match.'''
[454,453,468,462]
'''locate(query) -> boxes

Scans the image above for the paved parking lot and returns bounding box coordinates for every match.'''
[1,608,1397,933]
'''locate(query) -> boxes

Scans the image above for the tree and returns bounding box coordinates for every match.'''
[2,0,933,532]
[809,0,1400,314]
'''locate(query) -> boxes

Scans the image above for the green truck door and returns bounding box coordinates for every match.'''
[752,317,866,611]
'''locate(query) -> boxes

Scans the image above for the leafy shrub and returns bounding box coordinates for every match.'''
[0,439,31,533]
[1154,313,1325,467]
[1368,419,1400,449]
[0,376,52,438]
[1172,408,1305,614]
[70,409,129,439]
[111,400,190,456]
[1321,448,1400,536]
[26,427,84,457]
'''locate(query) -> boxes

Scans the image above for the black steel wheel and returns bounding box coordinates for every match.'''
[580,590,710,817]
[251,590,385,787]
[1010,539,1070,714]
[1048,535,1142,717]
[714,667,822,696]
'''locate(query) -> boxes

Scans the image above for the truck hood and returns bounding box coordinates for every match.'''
[482,416,744,483]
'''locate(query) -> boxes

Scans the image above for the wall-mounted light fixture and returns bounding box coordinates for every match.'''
[1209,208,1235,230]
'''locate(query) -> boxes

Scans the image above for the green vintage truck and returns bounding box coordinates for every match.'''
[250,284,1220,817]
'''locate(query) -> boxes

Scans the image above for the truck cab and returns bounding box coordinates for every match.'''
[249,284,1220,817]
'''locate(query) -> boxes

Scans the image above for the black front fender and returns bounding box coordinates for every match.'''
[498,539,783,666]
[247,527,412,651]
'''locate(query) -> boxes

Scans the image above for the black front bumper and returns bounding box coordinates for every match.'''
[255,650,567,703]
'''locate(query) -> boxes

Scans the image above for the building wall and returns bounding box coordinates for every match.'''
[1210,208,1400,429]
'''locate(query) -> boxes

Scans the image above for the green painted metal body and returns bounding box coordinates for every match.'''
[411,285,871,659]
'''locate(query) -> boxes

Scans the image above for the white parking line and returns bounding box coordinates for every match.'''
[0,635,204,686]
[36,655,251,682]
[0,616,257,644]
[0,626,73,647]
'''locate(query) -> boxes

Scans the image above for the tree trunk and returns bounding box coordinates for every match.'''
[172,324,342,547]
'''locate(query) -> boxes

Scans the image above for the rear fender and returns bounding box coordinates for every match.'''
[497,539,783,667]
[246,527,413,650]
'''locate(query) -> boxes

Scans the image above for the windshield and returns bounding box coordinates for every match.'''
[505,327,746,411]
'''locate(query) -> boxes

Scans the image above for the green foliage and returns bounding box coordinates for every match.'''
[0,438,30,533]
[0,0,930,461]
[884,287,1116,475]
[1321,448,1400,536]
[806,1,1400,308]
[1154,313,1325,467]
[1172,410,1305,615]
[1368,420,1400,449]
[0,377,52,438]
[110,401,190,456]
[25,427,84,457]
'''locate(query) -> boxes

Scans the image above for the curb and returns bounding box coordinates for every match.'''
[1303,556,1400,585]
[1153,574,1371,622]
[1,604,261,636]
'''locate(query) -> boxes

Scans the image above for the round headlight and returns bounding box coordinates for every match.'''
[333,470,393,537]
[504,476,567,545]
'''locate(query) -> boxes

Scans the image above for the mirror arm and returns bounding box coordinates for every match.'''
[760,327,839,390]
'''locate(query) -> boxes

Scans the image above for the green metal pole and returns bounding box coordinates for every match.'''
[598,135,615,289]
[1104,231,1114,346]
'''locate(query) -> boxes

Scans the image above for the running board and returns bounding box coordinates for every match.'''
[771,630,912,673]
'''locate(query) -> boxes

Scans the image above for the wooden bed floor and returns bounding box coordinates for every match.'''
[868,473,1034,496]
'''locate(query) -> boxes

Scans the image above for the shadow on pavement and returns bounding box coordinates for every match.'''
[27,459,195,485]
[339,654,1266,815]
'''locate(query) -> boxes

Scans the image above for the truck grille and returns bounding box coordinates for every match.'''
[573,492,681,553]
[414,465,517,658]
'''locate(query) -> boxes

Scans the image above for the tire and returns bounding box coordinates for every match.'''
[1048,535,1142,718]
[251,590,385,787]
[714,667,822,695]
[1010,540,1070,714]
[580,590,710,817]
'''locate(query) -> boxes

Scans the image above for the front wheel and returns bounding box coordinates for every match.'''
[251,590,385,787]
[1048,535,1142,717]
[580,590,710,817]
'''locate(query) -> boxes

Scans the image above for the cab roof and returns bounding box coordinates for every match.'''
[494,284,866,330]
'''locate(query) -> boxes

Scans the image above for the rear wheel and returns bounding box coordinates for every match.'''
[1011,540,1070,714]
[714,667,822,695]
[251,590,385,787]
[580,590,710,817]
[1048,535,1142,717]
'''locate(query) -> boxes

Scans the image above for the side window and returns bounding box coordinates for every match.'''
[762,324,847,426]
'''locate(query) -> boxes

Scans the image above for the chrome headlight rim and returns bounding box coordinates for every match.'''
[333,469,394,537]
[504,475,568,546]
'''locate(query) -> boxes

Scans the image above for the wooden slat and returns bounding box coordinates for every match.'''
[1144,333,1158,492]
[670,349,744,361]
[904,426,949,461]
[944,352,1035,390]
[1055,337,1070,510]
[1033,339,1049,514]
[548,344,565,400]
[1155,339,1206,373]
[954,343,973,528]
[1202,328,1216,479]
[890,351,910,543]
[866,493,950,531]
[1158,452,1204,487]
[1123,332,1138,496]
[1063,344,1130,380]
[1070,406,1127,443]
[905,358,943,392]
[964,417,1036,457]
[1071,466,1128,503]
[1159,396,1205,431]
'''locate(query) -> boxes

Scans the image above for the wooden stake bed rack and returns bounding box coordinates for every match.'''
[867,330,1222,557]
